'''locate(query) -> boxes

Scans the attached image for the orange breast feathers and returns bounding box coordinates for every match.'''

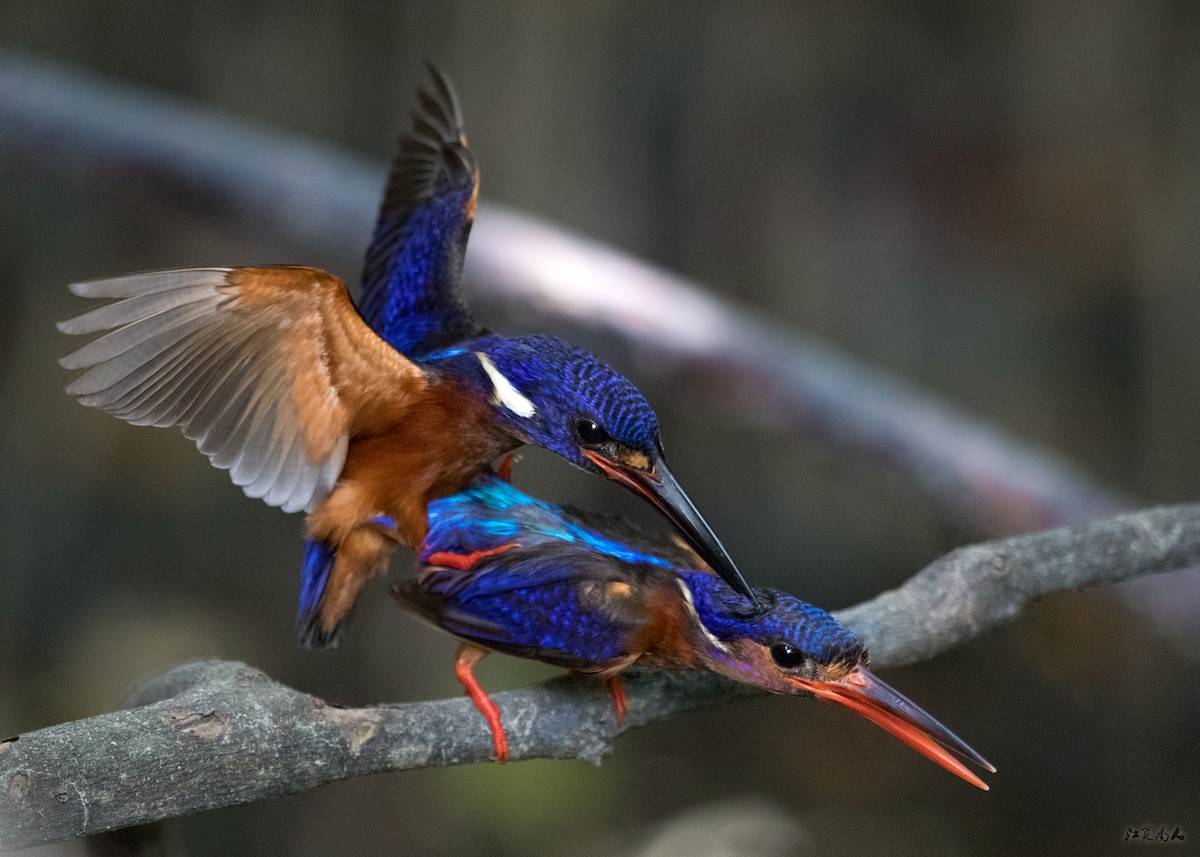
[308,382,517,549]
[618,580,713,672]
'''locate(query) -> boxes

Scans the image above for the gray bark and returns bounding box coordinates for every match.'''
[4,502,1198,851]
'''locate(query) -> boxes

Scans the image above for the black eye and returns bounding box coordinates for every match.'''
[770,643,806,670]
[575,419,611,447]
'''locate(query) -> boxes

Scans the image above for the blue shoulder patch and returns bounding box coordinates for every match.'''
[423,474,673,570]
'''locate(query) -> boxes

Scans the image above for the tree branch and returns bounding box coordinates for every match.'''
[0,48,1129,536]
[4,503,1198,850]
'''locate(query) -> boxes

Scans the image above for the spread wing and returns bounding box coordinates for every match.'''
[59,266,426,514]
[358,64,482,357]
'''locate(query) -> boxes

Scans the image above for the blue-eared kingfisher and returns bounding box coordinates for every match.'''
[395,473,995,789]
[57,65,752,647]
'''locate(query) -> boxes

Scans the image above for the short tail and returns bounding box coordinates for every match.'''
[297,538,342,649]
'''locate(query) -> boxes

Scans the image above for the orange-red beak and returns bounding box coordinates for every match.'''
[796,666,995,790]
[582,450,756,603]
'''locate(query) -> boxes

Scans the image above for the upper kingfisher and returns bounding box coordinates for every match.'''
[396,473,994,789]
[57,65,752,648]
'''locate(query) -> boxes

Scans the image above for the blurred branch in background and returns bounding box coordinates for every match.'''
[4,500,1199,851]
[0,48,1130,539]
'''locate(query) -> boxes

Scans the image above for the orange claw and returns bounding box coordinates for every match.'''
[455,644,508,763]
[496,453,517,482]
[606,675,628,726]
[425,542,520,571]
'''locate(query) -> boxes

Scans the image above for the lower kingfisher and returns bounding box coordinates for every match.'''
[56,65,752,648]
[395,474,995,789]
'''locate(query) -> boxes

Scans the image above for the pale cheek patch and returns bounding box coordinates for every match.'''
[620,449,650,471]
[676,579,729,654]
[475,352,536,418]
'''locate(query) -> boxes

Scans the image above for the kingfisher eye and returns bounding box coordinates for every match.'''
[575,419,611,447]
[770,643,806,670]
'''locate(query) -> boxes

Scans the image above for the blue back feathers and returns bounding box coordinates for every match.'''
[422,473,672,569]
[418,475,866,668]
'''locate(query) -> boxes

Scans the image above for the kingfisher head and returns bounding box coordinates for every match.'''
[432,333,754,601]
[677,571,994,789]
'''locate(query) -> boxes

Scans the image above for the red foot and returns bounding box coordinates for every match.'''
[496,453,518,482]
[606,675,628,727]
[425,542,519,571]
[455,645,508,763]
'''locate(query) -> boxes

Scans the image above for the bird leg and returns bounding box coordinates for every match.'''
[454,644,508,763]
[566,670,629,726]
[496,452,519,482]
[605,675,628,726]
[424,542,520,571]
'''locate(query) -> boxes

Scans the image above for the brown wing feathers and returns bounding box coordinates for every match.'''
[59,266,424,514]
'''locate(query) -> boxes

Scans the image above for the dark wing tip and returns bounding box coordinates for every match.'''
[358,63,482,346]
[413,61,466,149]
[378,62,477,210]
[391,575,438,619]
[421,61,464,134]
[297,614,343,650]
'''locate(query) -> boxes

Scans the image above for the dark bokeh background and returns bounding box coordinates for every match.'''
[3,3,1199,855]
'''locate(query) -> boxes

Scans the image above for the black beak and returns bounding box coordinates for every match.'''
[582,451,756,603]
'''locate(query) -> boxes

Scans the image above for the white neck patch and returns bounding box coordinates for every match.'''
[475,352,537,418]
[676,578,729,654]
